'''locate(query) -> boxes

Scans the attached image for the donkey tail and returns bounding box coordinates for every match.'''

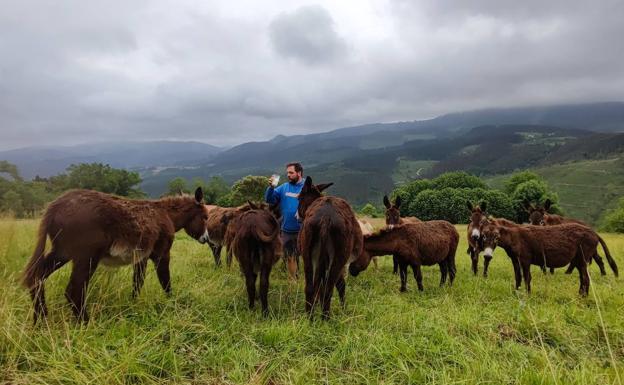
[22,212,52,288]
[598,235,618,277]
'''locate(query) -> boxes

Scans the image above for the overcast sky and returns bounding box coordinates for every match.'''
[1,0,623,150]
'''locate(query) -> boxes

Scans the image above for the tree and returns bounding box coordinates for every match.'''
[504,170,542,195]
[64,163,144,197]
[600,197,624,233]
[360,203,379,218]
[509,179,560,223]
[229,175,269,206]
[193,176,230,204]
[167,177,190,196]
[431,171,487,190]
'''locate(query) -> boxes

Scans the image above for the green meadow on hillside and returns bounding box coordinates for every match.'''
[486,157,624,226]
[1,218,623,384]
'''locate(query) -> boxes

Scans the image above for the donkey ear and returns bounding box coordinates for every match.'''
[523,199,532,212]
[394,195,402,208]
[543,199,552,211]
[247,200,258,210]
[480,201,487,213]
[466,200,473,212]
[194,187,204,204]
[316,182,334,192]
[383,195,391,209]
[302,176,313,193]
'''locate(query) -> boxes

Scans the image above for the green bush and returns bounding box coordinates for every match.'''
[600,197,624,233]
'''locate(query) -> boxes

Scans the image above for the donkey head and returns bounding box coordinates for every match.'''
[525,199,551,225]
[184,187,211,244]
[466,200,487,241]
[383,195,402,229]
[296,176,333,222]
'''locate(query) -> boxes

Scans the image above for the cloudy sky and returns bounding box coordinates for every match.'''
[1,0,623,150]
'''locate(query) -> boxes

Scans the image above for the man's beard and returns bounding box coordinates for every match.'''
[288,175,300,184]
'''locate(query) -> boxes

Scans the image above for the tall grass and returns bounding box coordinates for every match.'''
[1,218,622,384]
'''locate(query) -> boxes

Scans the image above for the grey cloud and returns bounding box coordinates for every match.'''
[269,5,347,65]
[0,1,623,151]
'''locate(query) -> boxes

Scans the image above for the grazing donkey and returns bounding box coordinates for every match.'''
[479,221,617,295]
[229,201,281,316]
[383,195,421,274]
[525,199,614,276]
[22,188,210,323]
[466,201,489,276]
[349,221,459,292]
[297,176,363,320]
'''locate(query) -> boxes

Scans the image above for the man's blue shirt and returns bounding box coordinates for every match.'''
[264,179,304,233]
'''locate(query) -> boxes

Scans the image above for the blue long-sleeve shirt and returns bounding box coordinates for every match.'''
[265,179,304,233]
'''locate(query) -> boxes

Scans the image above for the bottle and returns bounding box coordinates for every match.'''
[271,174,280,187]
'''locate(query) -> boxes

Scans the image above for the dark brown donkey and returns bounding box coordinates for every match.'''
[349,221,459,292]
[205,205,239,267]
[479,221,616,295]
[297,176,363,320]
[466,201,490,276]
[525,199,615,276]
[229,201,281,316]
[22,188,210,323]
[383,195,421,274]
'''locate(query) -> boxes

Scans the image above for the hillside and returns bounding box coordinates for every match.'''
[485,157,624,225]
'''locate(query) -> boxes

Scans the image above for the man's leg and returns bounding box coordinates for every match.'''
[282,232,299,280]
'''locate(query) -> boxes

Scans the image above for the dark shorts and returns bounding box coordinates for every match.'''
[280,231,299,259]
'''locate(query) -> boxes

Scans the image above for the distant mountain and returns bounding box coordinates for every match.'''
[0,141,223,179]
[3,101,624,199]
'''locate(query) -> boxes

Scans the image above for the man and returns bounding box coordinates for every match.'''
[265,162,304,280]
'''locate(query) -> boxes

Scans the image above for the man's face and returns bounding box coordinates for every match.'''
[286,166,302,183]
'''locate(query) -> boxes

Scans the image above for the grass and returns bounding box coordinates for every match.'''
[1,218,623,384]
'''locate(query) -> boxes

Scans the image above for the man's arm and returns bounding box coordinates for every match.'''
[265,184,283,204]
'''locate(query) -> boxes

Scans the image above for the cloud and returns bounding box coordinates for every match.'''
[0,0,623,151]
[269,5,347,65]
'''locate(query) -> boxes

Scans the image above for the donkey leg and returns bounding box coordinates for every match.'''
[226,248,233,268]
[335,274,346,307]
[593,254,607,276]
[132,258,149,299]
[211,244,222,267]
[471,249,479,276]
[65,257,99,323]
[303,252,315,315]
[483,256,492,278]
[564,263,575,274]
[393,255,399,275]
[259,265,271,316]
[152,254,172,296]
[511,257,522,290]
[448,256,457,286]
[438,262,448,286]
[413,264,424,291]
[398,260,408,292]
[28,250,69,324]
[521,262,532,294]
[245,270,257,310]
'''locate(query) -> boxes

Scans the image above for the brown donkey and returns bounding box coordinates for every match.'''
[466,201,490,276]
[479,221,614,295]
[525,199,615,276]
[229,201,281,316]
[22,188,210,323]
[383,195,421,274]
[297,176,363,320]
[349,221,459,292]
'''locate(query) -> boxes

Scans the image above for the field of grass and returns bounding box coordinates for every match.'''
[1,218,623,384]
[485,157,624,226]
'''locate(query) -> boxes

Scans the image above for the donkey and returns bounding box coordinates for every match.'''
[479,221,615,295]
[466,201,490,276]
[357,218,379,269]
[297,176,363,320]
[525,199,614,276]
[229,201,281,316]
[349,221,458,292]
[383,195,421,274]
[205,205,240,267]
[22,188,210,323]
